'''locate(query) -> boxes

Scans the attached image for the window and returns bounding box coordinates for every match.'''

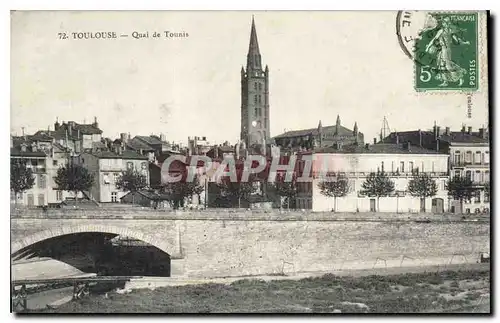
[103,173,110,184]
[431,162,435,173]
[53,160,58,166]
[391,161,394,173]
[409,161,414,172]
[259,83,262,91]
[254,108,258,116]
[474,190,481,203]
[455,152,461,164]
[421,162,424,172]
[111,192,118,203]
[476,170,481,183]
[475,151,481,164]
[400,161,404,173]
[485,189,490,202]
[485,171,490,182]
[141,162,147,170]
[465,170,472,181]
[113,173,120,183]
[56,190,63,201]
[454,170,461,178]
[381,161,384,172]
[254,95,257,104]
[484,152,489,164]
[254,82,257,91]
[38,174,46,189]
[258,95,262,104]
[465,151,472,163]
[27,194,34,206]
[38,194,45,206]
[442,180,447,191]
[126,162,133,170]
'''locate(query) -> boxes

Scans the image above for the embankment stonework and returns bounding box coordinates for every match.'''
[11,208,490,278]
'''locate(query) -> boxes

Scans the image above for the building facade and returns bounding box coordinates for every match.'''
[187,136,211,156]
[78,150,149,203]
[240,17,270,148]
[10,135,75,206]
[295,143,450,213]
[382,124,490,214]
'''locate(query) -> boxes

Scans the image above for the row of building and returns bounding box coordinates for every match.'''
[10,18,491,214]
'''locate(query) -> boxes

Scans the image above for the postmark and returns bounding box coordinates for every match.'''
[397,11,479,92]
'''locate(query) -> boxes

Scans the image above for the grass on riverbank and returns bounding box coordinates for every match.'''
[37,269,490,314]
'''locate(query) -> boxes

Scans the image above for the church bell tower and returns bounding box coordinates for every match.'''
[240,17,270,148]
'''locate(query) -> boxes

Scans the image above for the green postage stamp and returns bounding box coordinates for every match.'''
[414,12,478,91]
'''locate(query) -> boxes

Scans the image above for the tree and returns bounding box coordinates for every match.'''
[217,176,257,208]
[407,173,438,212]
[163,174,204,209]
[318,175,350,212]
[54,163,95,204]
[115,168,148,205]
[10,159,35,206]
[272,173,297,210]
[446,176,474,214]
[360,171,395,212]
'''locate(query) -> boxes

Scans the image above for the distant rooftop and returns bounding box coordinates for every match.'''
[88,150,148,160]
[310,143,444,155]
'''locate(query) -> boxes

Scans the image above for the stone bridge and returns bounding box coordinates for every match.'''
[11,208,490,278]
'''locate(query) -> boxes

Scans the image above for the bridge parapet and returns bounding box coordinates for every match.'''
[10,207,490,223]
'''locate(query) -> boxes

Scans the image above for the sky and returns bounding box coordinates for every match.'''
[10,11,489,146]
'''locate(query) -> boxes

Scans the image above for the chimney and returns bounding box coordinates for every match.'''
[77,129,80,139]
[160,133,166,142]
[479,128,486,139]
[93,116,98,128]
[433,123,438,139]
[418,129,422,147]
[436,126,441,137]
[68,122,73,136]
[445,127,450,135]
[436,138,440,152]
[128,132,131,141]
[467,126,472,135]
[120,133,128,142]
[54,118,60,131]
[461,124,466,133]
[373,138,376,144]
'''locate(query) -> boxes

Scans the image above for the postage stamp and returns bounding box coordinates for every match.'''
[413,12,479,91]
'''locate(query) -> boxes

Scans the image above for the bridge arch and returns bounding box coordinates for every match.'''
[11,224,176,256]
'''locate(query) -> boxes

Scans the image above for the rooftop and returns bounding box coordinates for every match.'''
[89,150,148,160]
[310,143,444,155]
[274,124,362,139]
[382,129,489,146]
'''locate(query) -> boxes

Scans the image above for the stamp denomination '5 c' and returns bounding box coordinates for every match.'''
[414,12,478,92]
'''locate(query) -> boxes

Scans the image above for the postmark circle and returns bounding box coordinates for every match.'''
[396,10,437,67]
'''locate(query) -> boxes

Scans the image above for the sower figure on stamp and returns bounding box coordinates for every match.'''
[424,15,470,87]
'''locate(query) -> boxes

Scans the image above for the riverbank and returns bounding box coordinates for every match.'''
[37,266,490,314]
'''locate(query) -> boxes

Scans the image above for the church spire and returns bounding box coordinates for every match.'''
[247,16,262,72]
